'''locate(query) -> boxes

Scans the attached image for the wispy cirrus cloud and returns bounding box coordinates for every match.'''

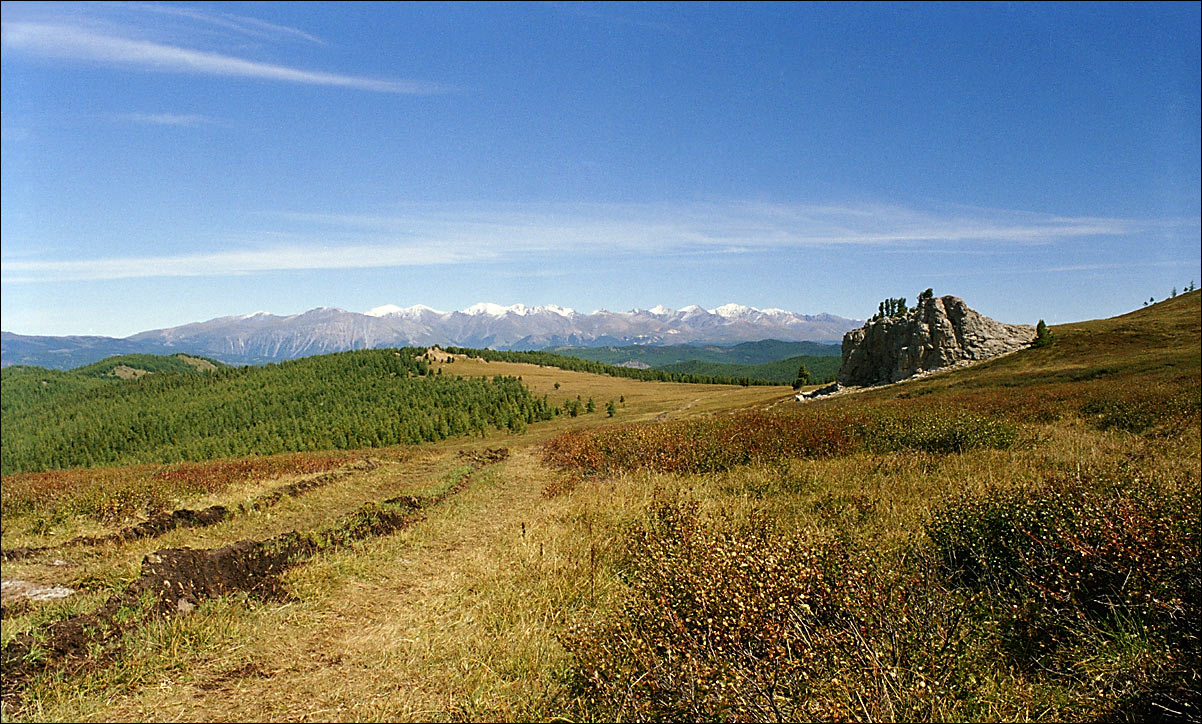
[2,201,1179,284]
[0,21,444,94]
[276,201,1152,250]
[936,260,1196,276]
[2,243,484,284]
[113,112,220,127]
[114,2,326,45]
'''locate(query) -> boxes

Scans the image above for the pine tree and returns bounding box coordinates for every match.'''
[791,364,812,390]
[1034,319,1054,348]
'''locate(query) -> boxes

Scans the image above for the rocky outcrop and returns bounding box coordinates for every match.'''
[837,296,1035,387]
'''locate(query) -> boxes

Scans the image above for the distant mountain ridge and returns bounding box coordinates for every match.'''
[547,339,840,364]
[2,303,862,369]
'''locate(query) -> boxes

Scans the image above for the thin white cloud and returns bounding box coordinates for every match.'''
[114,112,219,127]
[2,243,485,283]
[277,201,1147,249]
[0,22,444,94]
[941,260,1197,275]
[1,201,1175,284]
[116,3,326,45]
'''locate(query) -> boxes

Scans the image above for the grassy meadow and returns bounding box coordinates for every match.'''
[1,292,1198,722]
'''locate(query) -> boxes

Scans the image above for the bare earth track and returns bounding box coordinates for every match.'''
[1,449,509,715]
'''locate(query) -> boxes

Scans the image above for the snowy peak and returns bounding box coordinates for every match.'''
[365,302,580,318]
[537,304,577,318]
[462,302,518,317]
[711,303,757,319]
[678,304,710,319]
[75,301,863,365]
[367,304,445,318]
[366,304,405,317]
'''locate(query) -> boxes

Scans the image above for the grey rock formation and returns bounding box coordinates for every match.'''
[796,382,841,400]
[837,296,1035,386]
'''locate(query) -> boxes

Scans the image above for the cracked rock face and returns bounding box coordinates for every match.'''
[837,296,1035,387]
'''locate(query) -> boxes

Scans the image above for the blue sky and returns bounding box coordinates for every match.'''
[2,1,1198,337]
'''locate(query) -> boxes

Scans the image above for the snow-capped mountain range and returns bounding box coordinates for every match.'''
[2,303,861,368]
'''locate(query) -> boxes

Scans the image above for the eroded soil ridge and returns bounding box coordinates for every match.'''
[1,459,381,562]
[0,449,505,712]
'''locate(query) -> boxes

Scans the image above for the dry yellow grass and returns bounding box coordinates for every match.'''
[4,297,1198,721]
[2,370,788,721]
[13,412,1196,721]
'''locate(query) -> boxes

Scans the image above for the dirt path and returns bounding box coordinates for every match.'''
[77,445,568,721]
[5,379,787,722]
[2,450,512,720]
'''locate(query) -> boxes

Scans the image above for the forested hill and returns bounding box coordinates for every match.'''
[657,354,840,385]
[1,349,551,474]
[441,347,779,386]
[542,339,841,367]
[73,353,227,378]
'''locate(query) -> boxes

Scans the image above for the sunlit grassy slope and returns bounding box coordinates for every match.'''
[870,289,1199,395]
[1,293,1197,722]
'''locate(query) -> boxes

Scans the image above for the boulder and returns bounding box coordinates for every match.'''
[837,296,1034,387]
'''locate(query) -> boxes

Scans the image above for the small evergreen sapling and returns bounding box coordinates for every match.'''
[1033,319,1054,348]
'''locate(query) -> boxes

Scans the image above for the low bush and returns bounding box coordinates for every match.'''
[543,406,1018,476]
[1079,382,1202,435]
[0,449,374,523]
[927,472,1201,707]
[566,496,988,722]
[928,474,1199,633]
[858,409,1018,454]
[542,411,855,476]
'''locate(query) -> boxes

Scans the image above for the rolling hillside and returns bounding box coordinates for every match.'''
[1,349,551,474]
[1,293,1197,722]
[72,353,227,378]
[0,344,778,475]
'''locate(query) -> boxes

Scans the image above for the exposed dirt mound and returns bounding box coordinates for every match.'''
[0,547,39,562]
[2,594,128,708]
[0,459,381,562]
[244,458,379,512]
[135,536,311,614]
[76,506,233,547]
[458,447,510,466]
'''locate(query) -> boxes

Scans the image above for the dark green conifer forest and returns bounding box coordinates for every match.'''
[1,349,551,474]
